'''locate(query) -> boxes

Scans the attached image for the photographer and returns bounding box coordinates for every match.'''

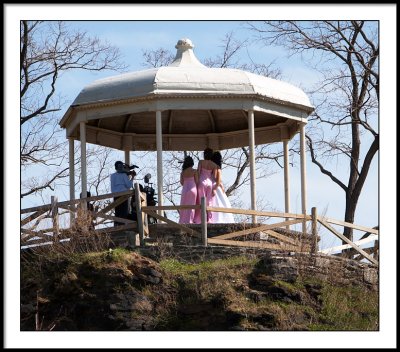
[110,161,137,226]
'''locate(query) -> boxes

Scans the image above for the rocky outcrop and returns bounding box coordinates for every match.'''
[139,245,378,290]
[20,246,378,331]
[20,251,164,331]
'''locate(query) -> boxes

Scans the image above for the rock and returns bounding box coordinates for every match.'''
[109,290,153,313]
[266,285,302,303]
[246,289,268,303]
[304,283,323,303]
[363,268,378,286]
[250,312,276,328]
[260,256,299,283]
[141,267,162,278]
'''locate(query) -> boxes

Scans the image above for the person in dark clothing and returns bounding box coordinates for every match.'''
[110,161,134,226]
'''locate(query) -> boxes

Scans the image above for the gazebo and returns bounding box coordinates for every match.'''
[60,38,314,228]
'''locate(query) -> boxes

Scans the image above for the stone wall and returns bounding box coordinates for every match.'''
[144,223,317,249]
[138,245,378,291]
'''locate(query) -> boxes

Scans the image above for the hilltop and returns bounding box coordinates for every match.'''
[20,245,378,331]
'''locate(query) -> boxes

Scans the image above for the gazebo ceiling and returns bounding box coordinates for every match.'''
[60,38,314,151]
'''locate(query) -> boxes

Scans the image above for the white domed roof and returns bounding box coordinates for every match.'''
[72,38,313,112]
[61,39,314,151]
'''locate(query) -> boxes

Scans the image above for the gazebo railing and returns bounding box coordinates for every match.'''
[142,203,310,251]
[20,189,148,247]
[21,190,378,266]
[139,202,378,266]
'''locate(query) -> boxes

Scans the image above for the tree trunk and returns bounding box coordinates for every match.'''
[343,193,357,242]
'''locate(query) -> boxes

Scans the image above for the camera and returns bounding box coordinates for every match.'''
[122,163,139,176]
[130,173,159,224]
[115,161,139,176]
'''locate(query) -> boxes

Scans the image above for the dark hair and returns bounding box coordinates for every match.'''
[80,191,91,198]
[211,151,222,168]
[182,156,194,171]
[203,148,213,160]
[115,160,124,171]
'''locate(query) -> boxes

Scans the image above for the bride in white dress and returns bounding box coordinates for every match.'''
[211,151,235,223]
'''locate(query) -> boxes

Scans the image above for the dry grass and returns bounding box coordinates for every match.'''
[24,209,111,259]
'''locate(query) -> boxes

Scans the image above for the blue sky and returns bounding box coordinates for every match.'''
[6,4,397,349]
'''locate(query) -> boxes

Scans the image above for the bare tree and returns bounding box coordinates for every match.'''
[21,116,69,199]
[141,47,175,68]
[204,32,282,79]
[248,21,379,241]
[84,146,115,196]
[20,20,126,200]
[203,31,248,68]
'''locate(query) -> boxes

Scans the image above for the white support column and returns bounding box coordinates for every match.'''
[124,150,130,166]
[156,111,163,215]
[248,110,257,223]
[299,123,307,234]
[80,121,87,210]
[69,138,75,226]
[283,140,291,230]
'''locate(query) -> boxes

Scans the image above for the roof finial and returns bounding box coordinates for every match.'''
[169,38,205,68]
[175,38,194,50]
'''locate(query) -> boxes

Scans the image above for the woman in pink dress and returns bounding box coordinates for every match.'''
[194,148,219,223]
[179,156,198,224]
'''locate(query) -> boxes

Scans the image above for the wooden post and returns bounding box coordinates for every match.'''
[201,196,207,247]
[373,239,379,260]
[134,183,144,246]
[141,190,149,237]
[51,196,59,241]
[311,207,318,253]
[124,150,130,165]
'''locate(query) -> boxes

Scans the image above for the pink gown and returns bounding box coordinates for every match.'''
[179,176,198,224]
[194,168,215,223]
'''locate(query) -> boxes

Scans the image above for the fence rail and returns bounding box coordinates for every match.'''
[20,189,141,247]
[21,187,378,266]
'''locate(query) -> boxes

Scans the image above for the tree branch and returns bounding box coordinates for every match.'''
[306,134,348,192]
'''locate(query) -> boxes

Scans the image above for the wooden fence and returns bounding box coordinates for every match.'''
[139,204,378,266]
[21,187,148,247]
[21,185,378,266]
